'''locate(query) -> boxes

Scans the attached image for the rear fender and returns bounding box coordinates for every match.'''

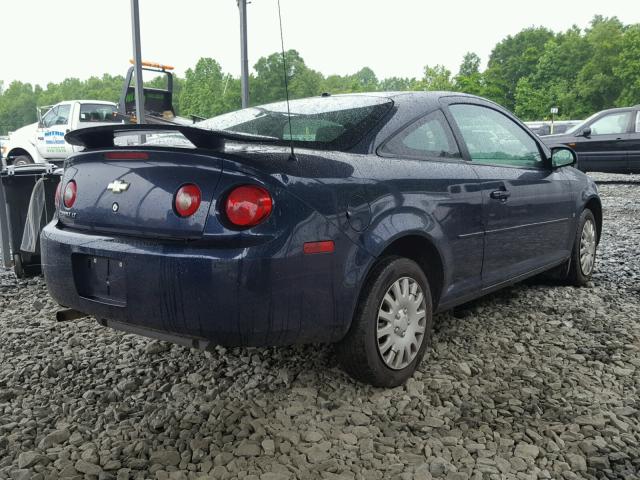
[335,209,450,335]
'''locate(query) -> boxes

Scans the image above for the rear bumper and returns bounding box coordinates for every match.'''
[41,222,353,346]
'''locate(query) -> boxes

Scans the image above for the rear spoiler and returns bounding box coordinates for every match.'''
[64,124,277,150]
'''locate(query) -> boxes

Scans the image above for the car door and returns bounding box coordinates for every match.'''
[628,111,640,174]
[377,109,485,304]
[445,101,574,289]
[575,110,634,173]
[36,104,74,160]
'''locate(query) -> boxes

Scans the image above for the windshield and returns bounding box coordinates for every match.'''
[565,112,599,134]
[198,95,393,150]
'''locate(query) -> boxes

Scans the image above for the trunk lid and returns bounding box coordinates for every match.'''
[59,150,222,239]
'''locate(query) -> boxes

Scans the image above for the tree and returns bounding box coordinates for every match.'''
[417,65,454,91]
[575,16,626,112]
[484,27,555,109]
[0,81,38,134]
[614,24,640,106]
[454,52,483,95]
[349,67,379,92]
[179,58,240,118]
[379,77,417,91]
[251,50,323,105]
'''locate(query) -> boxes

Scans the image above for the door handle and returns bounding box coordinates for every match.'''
[490,189,511,201]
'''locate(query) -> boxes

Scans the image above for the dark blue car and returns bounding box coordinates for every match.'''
[41,92,601,387]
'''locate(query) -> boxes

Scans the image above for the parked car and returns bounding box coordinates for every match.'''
[525,120,582,136]
[41,92,601,387]
[541,105,640,173]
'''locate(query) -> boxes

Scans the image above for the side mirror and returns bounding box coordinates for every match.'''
[581,127,591,137]
[551,146,576,168]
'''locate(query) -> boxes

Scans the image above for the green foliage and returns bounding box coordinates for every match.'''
[416,65,455,91]
[484,27,555,110]
[454,52,483,96]
[180,58,240,118]
[574,16,626,113]
[1,15,640,134]
[615,24,640,106]
[250,50,324,104]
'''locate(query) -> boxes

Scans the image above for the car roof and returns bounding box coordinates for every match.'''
[330,90,483,102]
[594,105,640,115]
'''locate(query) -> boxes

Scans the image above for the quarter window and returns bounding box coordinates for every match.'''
[380,110,460,159]
[449,104,542,168]
[635,112,640,133]
[590,112,632,135]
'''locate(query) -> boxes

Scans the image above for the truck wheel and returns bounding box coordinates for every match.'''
[13,155,33,166]
[13,254,26,279]
[337,256,433,387]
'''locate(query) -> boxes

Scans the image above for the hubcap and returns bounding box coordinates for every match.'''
[376,276,427,370]
[579,219,596,276]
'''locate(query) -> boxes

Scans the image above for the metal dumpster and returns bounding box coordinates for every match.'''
[0,164,62,277]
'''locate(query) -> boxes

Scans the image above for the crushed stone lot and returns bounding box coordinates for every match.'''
[0,173,639,480]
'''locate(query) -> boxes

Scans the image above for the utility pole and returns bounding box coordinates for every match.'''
[238,0,250,108]
[130,0,146,124]
[550,107,558,134]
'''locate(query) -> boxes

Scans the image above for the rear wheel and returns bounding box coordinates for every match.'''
[13,253,25,279]
[13,155,33,166]
[566,209,597,286]
[337,256,433,387]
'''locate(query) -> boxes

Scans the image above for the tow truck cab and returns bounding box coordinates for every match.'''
[3,100,119,167]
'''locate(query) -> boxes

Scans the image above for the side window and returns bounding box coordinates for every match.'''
[590,112,632,135]
[54,105,71,126]
[380,110,460,159]
[41,107,58,128]
[634,112,640,133]
[449,104,542,168]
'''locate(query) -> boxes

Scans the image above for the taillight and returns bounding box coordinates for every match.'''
[225,185,273,227]
[104,152,149,160]
[54,182,61,209]
[174,184,202,217]
[63,180,77,208]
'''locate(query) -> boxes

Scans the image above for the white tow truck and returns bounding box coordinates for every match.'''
[3,100,120,166]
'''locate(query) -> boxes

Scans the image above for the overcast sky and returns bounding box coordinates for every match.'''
[3,0,639,87]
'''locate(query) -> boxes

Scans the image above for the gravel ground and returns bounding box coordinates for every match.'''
[0,173,639,480]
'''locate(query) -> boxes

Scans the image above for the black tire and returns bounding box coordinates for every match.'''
[13,155,33,166]
[337,256,434,387]
[13,253,25,279]
[565,209,597,286]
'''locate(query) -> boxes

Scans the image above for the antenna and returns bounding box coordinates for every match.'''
[277,0,296,161]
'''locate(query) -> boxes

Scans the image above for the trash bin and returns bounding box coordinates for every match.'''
[0,164,62,277]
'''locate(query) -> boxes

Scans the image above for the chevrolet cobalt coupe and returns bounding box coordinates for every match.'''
[42,92,601,387]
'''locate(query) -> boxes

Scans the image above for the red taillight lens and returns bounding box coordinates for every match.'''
[174,184,202,217]
[54,182,61,209]
[104,152,149,160]
[63,180,77,208]
[225,185,273,227]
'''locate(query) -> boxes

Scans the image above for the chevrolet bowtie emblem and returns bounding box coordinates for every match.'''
[107,180,130,193]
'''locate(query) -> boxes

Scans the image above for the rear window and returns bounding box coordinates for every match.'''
[79,104,119,123]
[198,95,393,150]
